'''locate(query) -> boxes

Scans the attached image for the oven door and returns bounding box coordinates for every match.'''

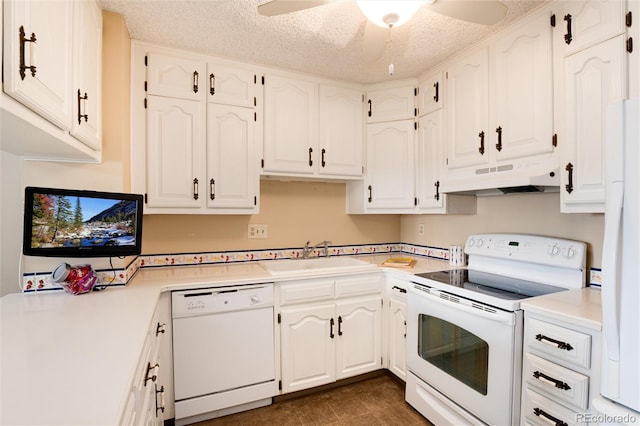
[407,282,522,426]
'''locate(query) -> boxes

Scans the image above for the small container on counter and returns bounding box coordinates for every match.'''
[52,263,98,295]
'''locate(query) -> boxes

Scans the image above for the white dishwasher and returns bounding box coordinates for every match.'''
[172,283,275,425]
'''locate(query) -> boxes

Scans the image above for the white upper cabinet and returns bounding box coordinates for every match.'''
[556,0,629,213]
[132,44,259,214]
[318,84,363,177]
[445,46,490,171]
[366,86,416,123]
[263,74,318,175]
[559,0,626,56]
[492,10,554,162]
[146,53,205,100]
[2,0,102,161]
[415,111,477,214]
[560,36,626,213]
[146,95,206,209]
[262,74,363,179]
[361,120,416,211]
[442,7,558,194]
[71,0,102,150]
[3,0,73,130]
[417,70,443,116]
[206,63,256,108]
[206,104,257,209]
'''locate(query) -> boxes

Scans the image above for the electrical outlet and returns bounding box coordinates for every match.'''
[248,224,268,239]
[418,223,425,236]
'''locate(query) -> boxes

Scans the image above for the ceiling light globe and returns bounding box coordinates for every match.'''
[357,1,425,28]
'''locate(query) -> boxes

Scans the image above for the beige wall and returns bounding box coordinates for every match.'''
[401,192,605,270]
[142,180,401,254]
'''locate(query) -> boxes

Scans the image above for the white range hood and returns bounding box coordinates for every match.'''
[440,155,560,196]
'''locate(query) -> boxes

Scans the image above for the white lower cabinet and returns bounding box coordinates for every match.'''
[277,274,383,394]
[521,311,601,426]
[386,277,408,381]
[121,301,169,425]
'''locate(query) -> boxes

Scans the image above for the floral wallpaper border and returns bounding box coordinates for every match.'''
[21,243,603,292]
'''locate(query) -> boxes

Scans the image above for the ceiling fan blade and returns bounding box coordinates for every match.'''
[424,0,508,26]
[363,20,387,63]
[257,0,336,17]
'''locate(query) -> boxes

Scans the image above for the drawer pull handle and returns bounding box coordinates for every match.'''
[533,370,571,390]
[144,362,159,386]
[392,285,407,294]
[338,316,343,336]
[155,322,166,336]
[155,384,165,414]
[533,407,568,426]
[535,333,574,351]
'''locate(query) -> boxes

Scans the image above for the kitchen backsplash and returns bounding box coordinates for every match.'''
[21,243,603,292]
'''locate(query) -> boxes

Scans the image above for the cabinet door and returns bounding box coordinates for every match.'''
[71,0,102,150]
[493,11,554,162]
[560,0,626,56]
[418,71,443,115]
[561,36,625,213]
[206,63,255,108]
[336,296,382,380]
[146,53,205,101]
[146,95,206,208]
[3,0,73,130]
[365,120,415,210]
[416,111,444,211]
[388,297,407,381]
[206,104,257,210]
[280,304,336,393]
[318,84,363,177]
[366,86,415,123]
[263,74,317,174]
[446,47,490,170]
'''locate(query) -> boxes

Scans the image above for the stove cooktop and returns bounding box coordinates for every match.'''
[414,268,568,311]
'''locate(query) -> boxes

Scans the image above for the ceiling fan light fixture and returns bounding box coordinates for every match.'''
[357,1,425,28]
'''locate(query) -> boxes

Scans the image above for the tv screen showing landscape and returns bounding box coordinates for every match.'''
[23,187,144,257]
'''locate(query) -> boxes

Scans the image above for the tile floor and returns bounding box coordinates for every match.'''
[193,373,433,425]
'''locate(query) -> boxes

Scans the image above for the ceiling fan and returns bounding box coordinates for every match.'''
[258,0,508,67]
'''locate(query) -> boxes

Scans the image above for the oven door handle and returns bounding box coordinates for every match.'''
[411,286,515,326]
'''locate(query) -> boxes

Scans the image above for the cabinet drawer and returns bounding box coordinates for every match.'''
[523,387,582,426]
[279,279,335,306]
[524,353,589,410]
[526,318,591,369]
[335,274,383,298]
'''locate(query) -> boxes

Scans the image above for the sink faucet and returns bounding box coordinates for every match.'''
[302,240,332,258]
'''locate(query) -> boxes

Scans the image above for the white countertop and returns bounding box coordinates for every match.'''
[0,254,449,425]
[520,287,602,331]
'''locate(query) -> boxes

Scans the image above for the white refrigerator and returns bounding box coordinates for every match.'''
[593,98,640,424]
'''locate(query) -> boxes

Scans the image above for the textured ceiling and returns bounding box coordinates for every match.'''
[98,0,546,84]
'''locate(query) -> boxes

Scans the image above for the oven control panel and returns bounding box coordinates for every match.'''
[465,233,586,269]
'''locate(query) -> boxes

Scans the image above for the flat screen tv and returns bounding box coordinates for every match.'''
[23,186,144,258]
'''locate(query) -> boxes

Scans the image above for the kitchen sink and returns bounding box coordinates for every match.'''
[259,256,377,276]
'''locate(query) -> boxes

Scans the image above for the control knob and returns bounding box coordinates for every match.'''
[563,246,576,259]
[548,244,560,256]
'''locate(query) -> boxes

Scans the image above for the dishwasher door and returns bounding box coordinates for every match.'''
[172,284,275,402]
